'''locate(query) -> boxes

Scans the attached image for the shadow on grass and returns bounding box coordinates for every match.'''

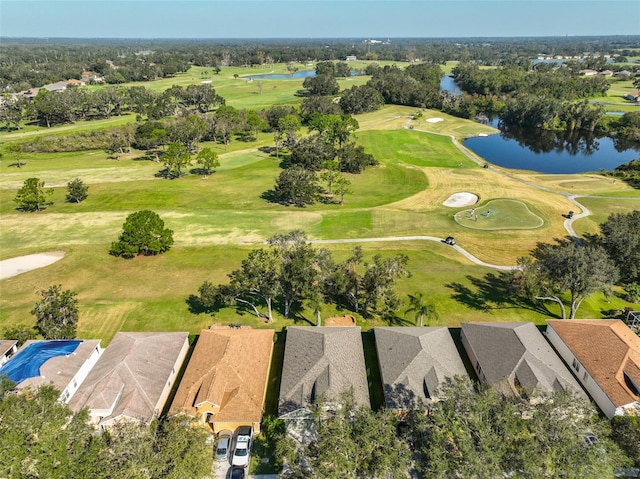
[446,272,555,317]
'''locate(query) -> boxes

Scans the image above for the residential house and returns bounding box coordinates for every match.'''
[546,320,640,418]
[69,332,189,428]
[624,92,640,103]
[278,327,370,418]
[461,322,587,399]
[0,339,18,366]
[0,339,102,403]
[169,327,274,435]
[374,327,468,409]
[346,55,357,61]
[579,69,598,76]
[42,81,69,92]
[65,79,85,87]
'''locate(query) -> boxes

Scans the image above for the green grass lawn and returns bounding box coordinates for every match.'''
[454,199,544,230]
[1,88,638,344]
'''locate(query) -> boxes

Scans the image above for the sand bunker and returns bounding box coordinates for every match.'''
[426,117,444,123]
[443,192,479,207]
[0,251,65,280]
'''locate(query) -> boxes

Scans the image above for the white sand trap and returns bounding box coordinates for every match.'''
[443,192,479,208]
[0,251,65,280]
[426,117,444,123]
[478,133,488,137]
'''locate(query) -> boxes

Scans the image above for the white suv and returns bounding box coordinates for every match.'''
[231,426,253,468]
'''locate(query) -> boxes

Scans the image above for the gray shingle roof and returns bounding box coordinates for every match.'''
[278,327,370,416]
[374,327,468,409]
[461,322,586,398]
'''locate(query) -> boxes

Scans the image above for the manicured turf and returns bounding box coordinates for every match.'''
[454,199,544,230]
[1,65,639,341]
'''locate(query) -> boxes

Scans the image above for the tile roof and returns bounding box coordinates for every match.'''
[547,320,640,408]
[462,322,586,398]
[169,328,274,424]
[69,332,188,425]
[374,327,467,409]
[278,327,370,416]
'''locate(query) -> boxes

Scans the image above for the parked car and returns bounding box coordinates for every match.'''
[232,426,253,468]
[230,466,246,479]
[215,430,232,462]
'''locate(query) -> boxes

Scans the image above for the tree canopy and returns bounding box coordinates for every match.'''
[409,377,627,479]
[110,210,174,259]
[32,284,79,340]
[513,240,619,319]
[14,177,53,212]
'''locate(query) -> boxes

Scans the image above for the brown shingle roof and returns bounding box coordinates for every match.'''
[547,320,640,408]
[170,328,274,424]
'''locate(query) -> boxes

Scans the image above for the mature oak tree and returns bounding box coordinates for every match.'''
[514,240,619,319]
[274,166,321,207]
[110,210,174,259]
[32,284,79,340]
[599,210,640,284]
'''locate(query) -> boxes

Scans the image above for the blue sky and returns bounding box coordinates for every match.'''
[1,1,638,38]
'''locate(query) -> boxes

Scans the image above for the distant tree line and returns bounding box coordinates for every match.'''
[2,36,638,91]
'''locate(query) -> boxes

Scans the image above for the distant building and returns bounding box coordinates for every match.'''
[346,55,357,61]
[624,92,640,102]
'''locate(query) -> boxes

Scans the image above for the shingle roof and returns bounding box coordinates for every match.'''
[278,327,370,416]
[169,328,274,424]
[374,327,467,409]
[69,332,188,425]
[462,322,586,398]
[547,320,640,408]
[0,339,17,359]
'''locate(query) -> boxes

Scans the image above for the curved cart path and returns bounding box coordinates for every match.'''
[310,236,517,271]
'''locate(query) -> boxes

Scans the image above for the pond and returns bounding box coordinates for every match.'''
[464,121,640,174]
[245,70,317,80]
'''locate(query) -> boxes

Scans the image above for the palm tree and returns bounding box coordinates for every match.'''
[405,292,438,327]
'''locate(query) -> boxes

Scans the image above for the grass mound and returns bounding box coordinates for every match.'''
[454,199,544,230]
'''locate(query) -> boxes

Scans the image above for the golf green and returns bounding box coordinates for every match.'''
[454,199,544,230]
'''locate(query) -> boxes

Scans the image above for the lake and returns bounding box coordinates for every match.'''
[464,121,640,174]
[442,76,639,173]
[245,70,316,80]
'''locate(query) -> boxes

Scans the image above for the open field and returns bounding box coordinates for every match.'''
[1,64,639,343]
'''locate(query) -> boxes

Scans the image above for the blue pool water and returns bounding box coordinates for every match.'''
[0,340,81,384]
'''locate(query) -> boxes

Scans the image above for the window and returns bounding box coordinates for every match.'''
[572,358,580,373]
[73,378,78,388]
[583,371,588,382]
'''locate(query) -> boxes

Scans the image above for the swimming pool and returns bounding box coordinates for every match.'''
[0,340,81,384]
